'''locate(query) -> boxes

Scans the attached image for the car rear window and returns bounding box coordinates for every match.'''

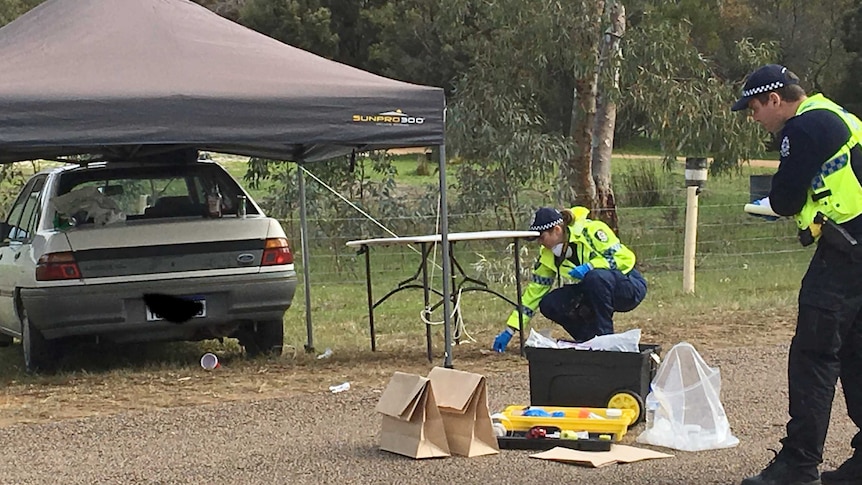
[55,163,255,221]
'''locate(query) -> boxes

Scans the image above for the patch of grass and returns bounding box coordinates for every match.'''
[616,160,675,207]
[615,135,663,156]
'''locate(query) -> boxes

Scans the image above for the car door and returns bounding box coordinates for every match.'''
[0,176,44,335]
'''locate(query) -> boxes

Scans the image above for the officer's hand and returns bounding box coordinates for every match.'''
[568,263,593,280]
[492,328,514,352]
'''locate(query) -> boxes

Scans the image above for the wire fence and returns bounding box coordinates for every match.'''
[274,186,809,288]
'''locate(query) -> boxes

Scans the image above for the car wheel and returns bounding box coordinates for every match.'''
[238,320,284,357]
[0,333,12,347]
[255,319,284,356]
[22,312,56,373]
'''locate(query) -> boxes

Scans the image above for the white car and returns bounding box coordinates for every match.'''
[0,156,297,372]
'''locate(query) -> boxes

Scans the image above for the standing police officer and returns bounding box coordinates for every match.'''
[734,65,862,485]
[491,206,647,352]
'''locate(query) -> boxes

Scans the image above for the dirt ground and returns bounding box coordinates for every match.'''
[0,307,795,428]
[3,306,861,485]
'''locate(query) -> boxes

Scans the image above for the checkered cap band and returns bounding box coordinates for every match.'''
[531,219,562,232]
[529,207,563,232]
[742,81,785,97]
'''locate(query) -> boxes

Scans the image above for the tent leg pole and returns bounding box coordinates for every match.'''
[438,144,453,368]
[298,163,314,353]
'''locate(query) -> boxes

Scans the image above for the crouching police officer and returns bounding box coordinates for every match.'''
[734,64,862,485]
[491,206,647,352]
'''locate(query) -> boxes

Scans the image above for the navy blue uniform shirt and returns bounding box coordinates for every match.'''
[770,106,862,234]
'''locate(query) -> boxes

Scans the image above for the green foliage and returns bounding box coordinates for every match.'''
[622,18,772,173]
[238,0,338,58]
[320,0,390,69]
[244,152,440,269]
[745,0,856,97]
[615,160,674,208]
[839,1,862,116]
[615,135,662,156]
[3,0,859,213]
[448,92,574,228]
[191,0,244,20]
[0,163,28,214]
[0,0,40,26]
[414,155,432,176]
[362,0,470,90]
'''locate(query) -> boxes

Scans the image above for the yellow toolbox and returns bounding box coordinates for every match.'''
[494,405,637,441]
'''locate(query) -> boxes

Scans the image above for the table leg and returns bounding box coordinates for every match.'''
[449,242,462,345]
[361,244,376,352]
[420,242,433,362]
[513,238,526,356]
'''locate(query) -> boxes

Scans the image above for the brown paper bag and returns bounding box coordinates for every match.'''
[427,366,500,457]
[376,372,451,459]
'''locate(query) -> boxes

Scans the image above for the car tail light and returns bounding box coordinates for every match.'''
[36,252,82,281]
[261,238,293,266]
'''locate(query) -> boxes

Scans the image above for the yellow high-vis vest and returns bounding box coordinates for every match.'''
[793,94,862,234]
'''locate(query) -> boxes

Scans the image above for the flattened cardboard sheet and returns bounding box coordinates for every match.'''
[530,444,673,468]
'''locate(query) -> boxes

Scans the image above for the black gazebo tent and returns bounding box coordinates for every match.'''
[0,0,456,366]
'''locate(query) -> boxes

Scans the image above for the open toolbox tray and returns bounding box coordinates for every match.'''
[496,435,612,452]
[496,405,637,441]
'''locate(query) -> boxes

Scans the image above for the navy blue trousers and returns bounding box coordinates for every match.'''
[777,241,862,479]
[538,267,647,342]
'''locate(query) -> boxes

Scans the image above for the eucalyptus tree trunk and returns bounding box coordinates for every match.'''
[567,79,597,209]
[563,0,605,210]
[591,2,625,232]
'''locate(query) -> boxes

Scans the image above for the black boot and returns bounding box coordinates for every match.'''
[822,454,862,485]
[741,451,821,485]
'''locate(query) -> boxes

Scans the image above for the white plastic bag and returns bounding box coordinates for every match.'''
[636,342,739,451]
[524,328,559,349]
[525,328,642,352]
[51,186,126,226]
[574,328,641,352]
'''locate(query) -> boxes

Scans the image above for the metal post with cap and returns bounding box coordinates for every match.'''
[683,157,707,293]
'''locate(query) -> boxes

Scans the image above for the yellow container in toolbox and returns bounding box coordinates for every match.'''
[496,405,637,441]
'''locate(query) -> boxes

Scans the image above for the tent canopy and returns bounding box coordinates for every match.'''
[0,0,457,366]
[0,0,445,163]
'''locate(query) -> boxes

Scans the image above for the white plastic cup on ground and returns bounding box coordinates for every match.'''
[200,352,220,370]
[329,382,350,393]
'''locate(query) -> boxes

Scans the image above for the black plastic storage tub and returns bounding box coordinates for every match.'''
[524,344,661,424]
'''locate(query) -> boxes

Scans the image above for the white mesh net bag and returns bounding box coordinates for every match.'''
[636,342,739,451]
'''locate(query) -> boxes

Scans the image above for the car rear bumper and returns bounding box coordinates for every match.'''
[20,270,297,342]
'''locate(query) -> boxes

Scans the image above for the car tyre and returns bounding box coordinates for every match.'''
[238,320,284,357]
[22,312,56,373]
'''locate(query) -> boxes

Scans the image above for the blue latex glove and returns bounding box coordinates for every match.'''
[751,197,779,221]
[568,263,593,280]
[492,328,514,352]
[523,408,552,417]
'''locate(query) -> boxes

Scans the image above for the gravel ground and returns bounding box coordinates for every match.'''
[0,343,856,485]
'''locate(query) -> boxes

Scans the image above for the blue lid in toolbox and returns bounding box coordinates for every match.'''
[524,344,661,424]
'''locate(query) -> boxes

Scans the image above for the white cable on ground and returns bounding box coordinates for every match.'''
[419,193,479,344]
[418,288,477,344]
[428,192,442,282]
